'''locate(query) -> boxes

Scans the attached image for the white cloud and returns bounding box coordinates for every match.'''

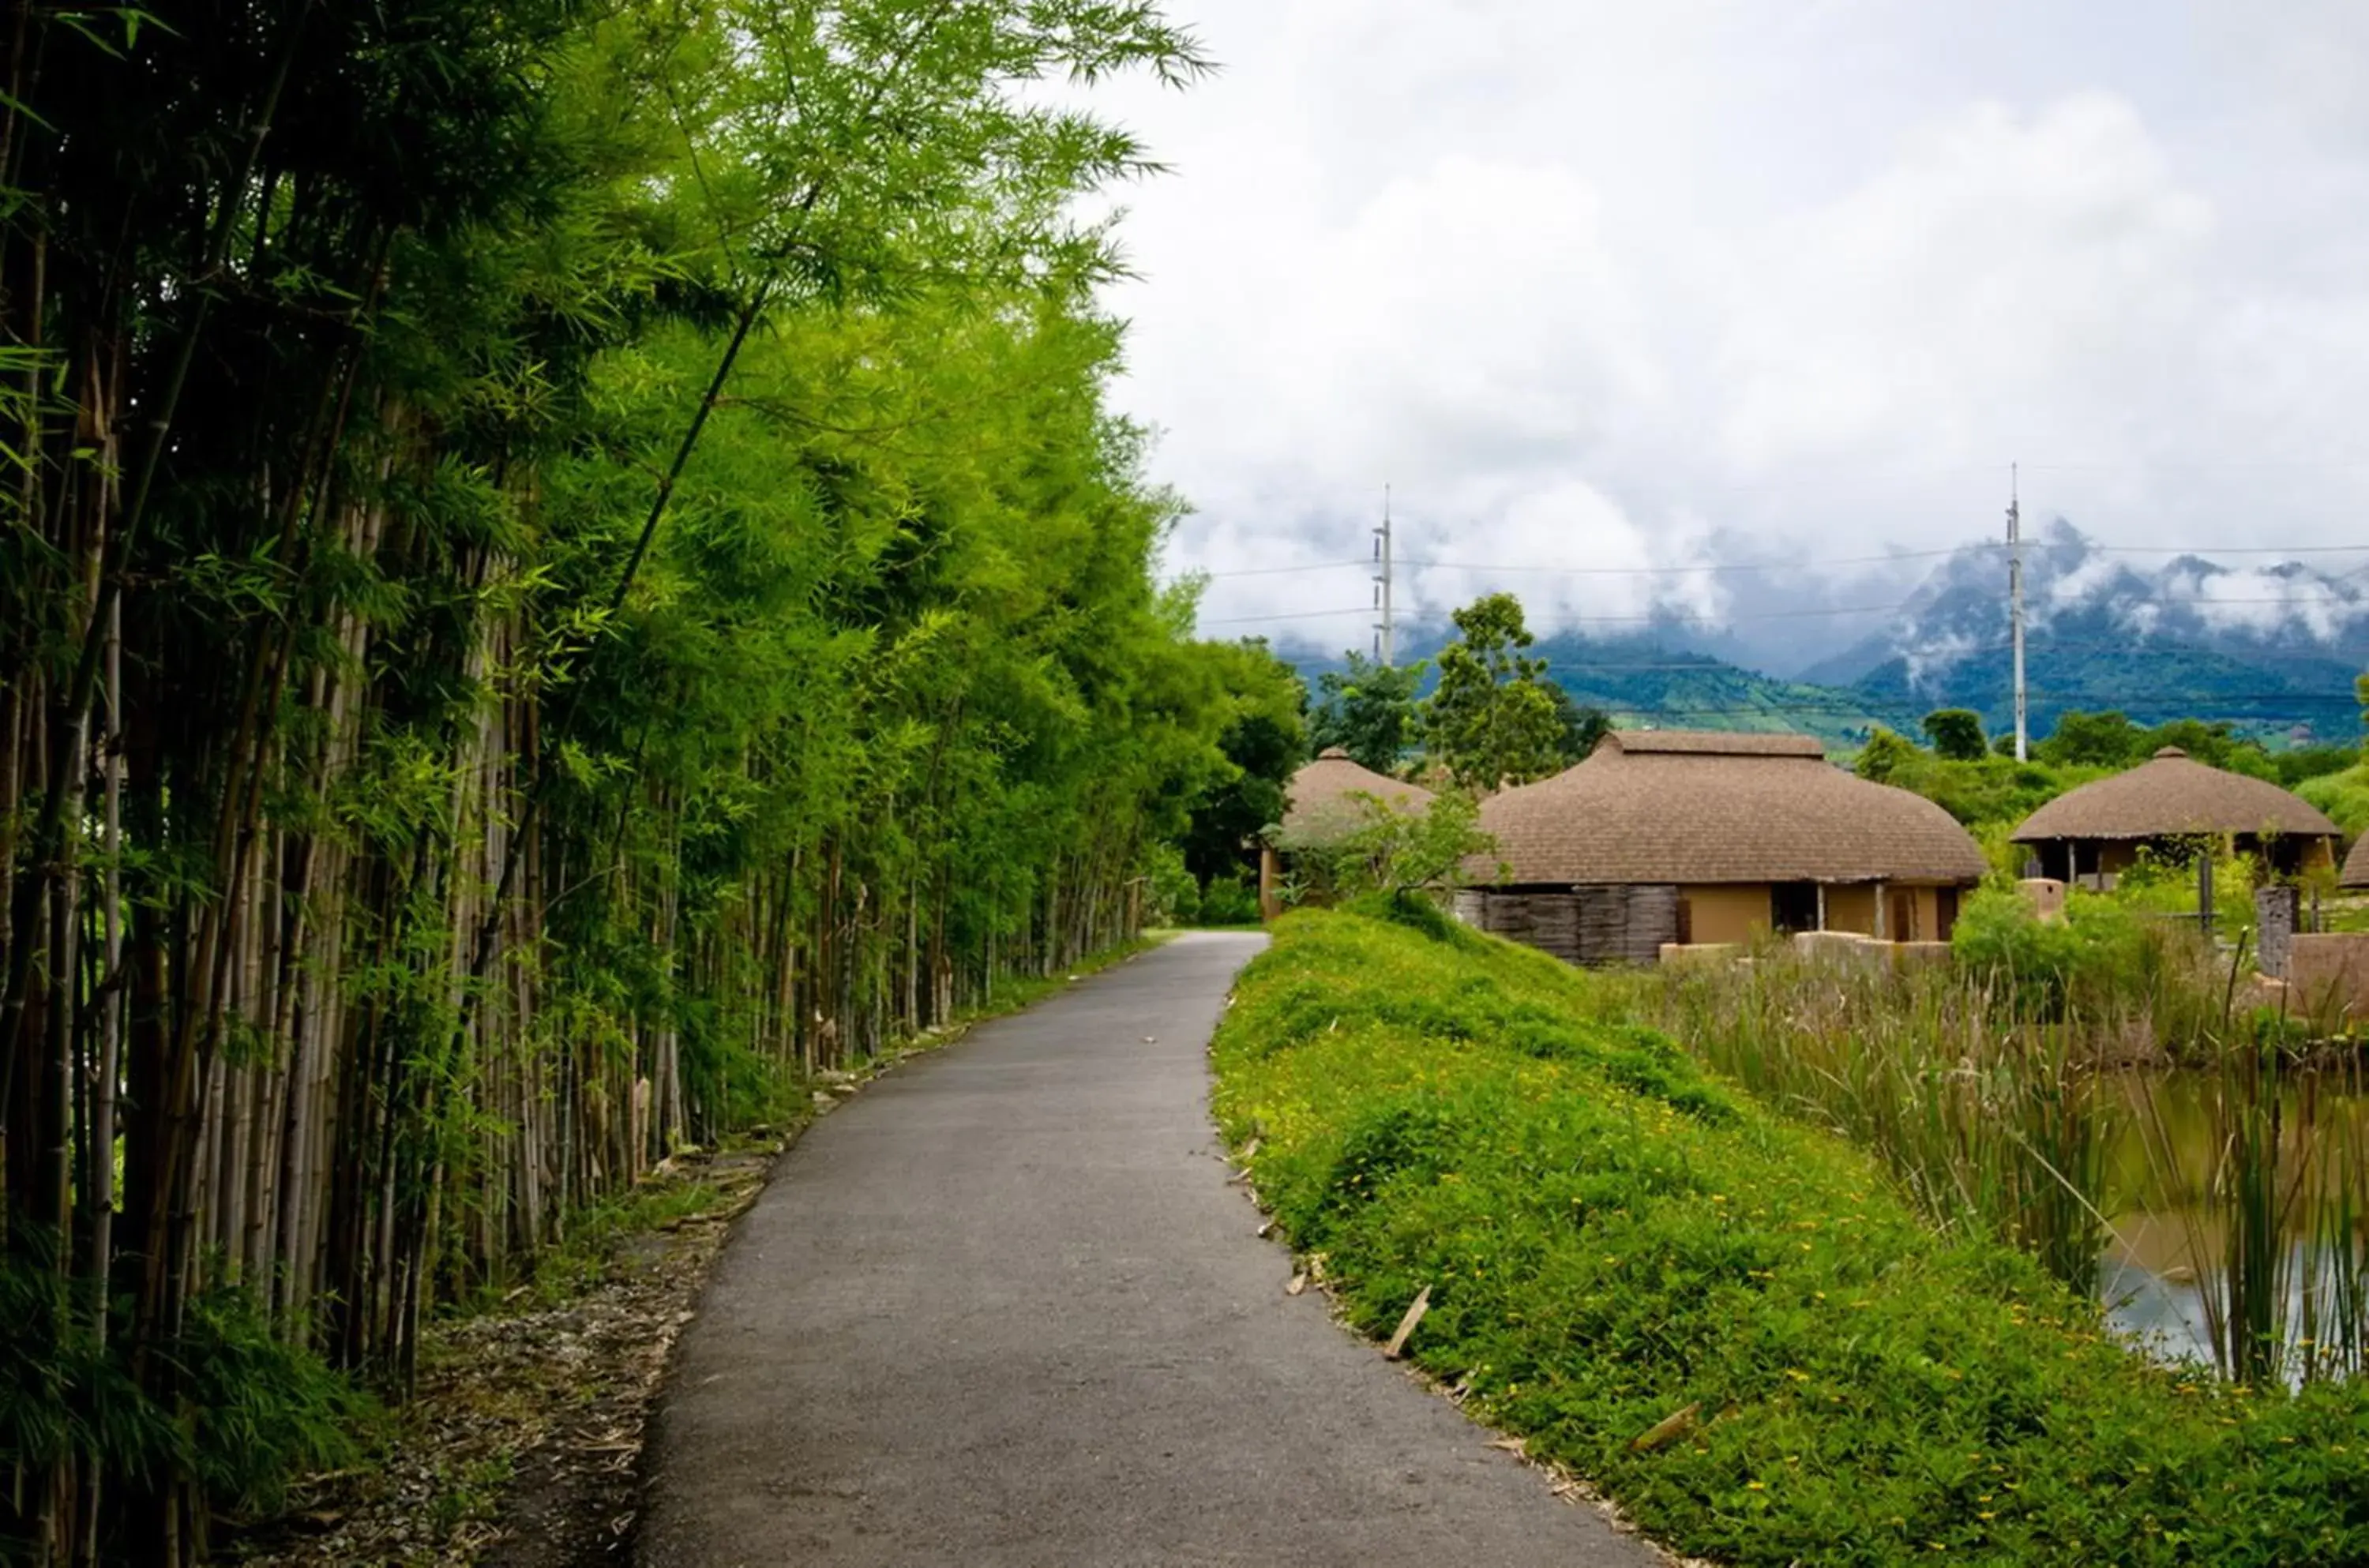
[1717,94,2214,472]
[1066,2,2369,660]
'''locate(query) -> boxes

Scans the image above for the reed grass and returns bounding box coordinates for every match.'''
[1597,904,2369,1384]
[2133,1027,2369,1384]
[1597,951,2119,1292]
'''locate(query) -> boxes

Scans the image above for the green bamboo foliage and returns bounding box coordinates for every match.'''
[0,1,1221,1559]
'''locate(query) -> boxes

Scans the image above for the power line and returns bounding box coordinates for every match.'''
[1394,546,1980,577]
[1188,539,2369,583]
[1194,559,1367,578]
[1202,589,2369,631]
[1200,601,1916,628]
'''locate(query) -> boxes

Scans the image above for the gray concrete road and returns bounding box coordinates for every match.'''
[633,931,1661,1567]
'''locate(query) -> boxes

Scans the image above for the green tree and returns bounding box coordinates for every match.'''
[1922,708,1988,762]
[2139,718,2273,778]
[1421,594,1564,790]
[1181,640,1308,886]
[1285,790,1499,906]
[1308,651,1425,774]
[1551,684,1610,763]
[1855,726,1923,783]
[2037,710,2146,768]
[0,0,1218,1556]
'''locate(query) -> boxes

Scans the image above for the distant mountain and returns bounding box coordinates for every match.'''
[1271,522,2366,749]
[1286,632,1910,752]
[1818,522,2369,741]
[1526,636,1910,749]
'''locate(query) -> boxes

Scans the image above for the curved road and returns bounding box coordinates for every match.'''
[635,931,1661,1566]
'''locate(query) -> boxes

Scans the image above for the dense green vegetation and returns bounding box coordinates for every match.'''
[1298,632,1913,751]
[0,2,1266,1559]
[1307,652,1426,774]
[1421,593,1599,790]
[1216,907,2369,1566]
[1854,707,2361,865]
[1301,597,1604,785]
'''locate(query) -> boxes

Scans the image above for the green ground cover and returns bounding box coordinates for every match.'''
[1212,906,2369,1566]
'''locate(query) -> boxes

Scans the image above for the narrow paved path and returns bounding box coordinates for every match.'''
[635,932,1661,1567]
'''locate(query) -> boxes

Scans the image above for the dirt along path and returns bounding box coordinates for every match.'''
[633,930,1663,1567]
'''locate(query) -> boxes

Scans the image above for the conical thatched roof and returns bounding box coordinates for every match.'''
[1476,730,1986,886]
[2009,748,2339,844]
[2336,830,2369,888]
[1275,748,1434,849]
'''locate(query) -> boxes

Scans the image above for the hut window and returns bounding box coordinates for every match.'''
[1772,882,1820,934]
[1937,886,1960,941]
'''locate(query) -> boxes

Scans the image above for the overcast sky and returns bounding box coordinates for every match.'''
[1077,1,2369,660]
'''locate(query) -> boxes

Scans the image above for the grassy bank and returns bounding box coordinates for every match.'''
[1213,907,2369,1565]
[1589,894,2369,1385]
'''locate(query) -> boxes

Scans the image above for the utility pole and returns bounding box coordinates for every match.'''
[1372,486,1396,666]
[2008,463,2027,762]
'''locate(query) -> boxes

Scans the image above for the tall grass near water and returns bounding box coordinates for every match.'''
[2127,1040,2369,1386]
[1598,910,2369,1384]
[1599,953,2123,1294]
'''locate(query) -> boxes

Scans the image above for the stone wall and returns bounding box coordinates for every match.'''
[2283,933,2369,1019]
[2255,885,2300,979]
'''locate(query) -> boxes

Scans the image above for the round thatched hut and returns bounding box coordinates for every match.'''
[1274,747,1434,850]
[2340,831,2369,890]
[1464,730,1987,964]
[1260,748,1434,916]
[2009,747,2338,886]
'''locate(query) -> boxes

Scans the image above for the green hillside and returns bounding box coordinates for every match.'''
[1290,635,1911,751]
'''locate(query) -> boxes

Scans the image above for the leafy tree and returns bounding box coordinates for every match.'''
[2037,711,2274,777]
[1421,594,1565,791]
[2037,710,2146,768]
[2273,745,2357,790]
[1855,726,1923,783]
[1283,790,1500,906]
[1923,708,1988,762]
[1308,651,1424,774]
[0,0,1218,1555]
[1180,640,1307,886]
[1551,684,1611,764]
[2140,718,2273,778]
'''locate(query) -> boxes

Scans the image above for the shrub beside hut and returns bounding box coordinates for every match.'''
[1463,730,1988,965]
[1262,747,1435,916]
[2009,746,2340,888]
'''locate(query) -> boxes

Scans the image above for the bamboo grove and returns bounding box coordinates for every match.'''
[0,2,1289,1559]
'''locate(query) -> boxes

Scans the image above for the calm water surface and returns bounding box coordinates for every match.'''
[2097,1069,2368,1376]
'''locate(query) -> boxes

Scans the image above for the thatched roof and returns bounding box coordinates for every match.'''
[1475,730,1987,886]
[1275,748,1434,849]
[2341,831,2369,888]
[2010,748,2339,844]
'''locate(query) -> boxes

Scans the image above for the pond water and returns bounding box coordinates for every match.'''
[2096,1068,2369,1379]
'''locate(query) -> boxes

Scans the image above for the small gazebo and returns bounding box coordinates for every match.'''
[2010,747,2339,887]
[1260,748,1434,916]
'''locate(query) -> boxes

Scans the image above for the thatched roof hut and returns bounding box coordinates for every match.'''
[1478,730,1987,887]
[2010,747,2337,881]
[1275,748,1433,850]
[2337,830,2369,889]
